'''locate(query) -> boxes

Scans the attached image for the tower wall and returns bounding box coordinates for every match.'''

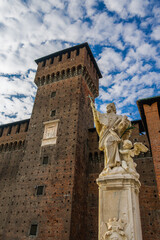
[0,43,101,240]
[143,102,160,198]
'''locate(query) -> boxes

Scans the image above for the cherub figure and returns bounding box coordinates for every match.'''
[119,140,148,178]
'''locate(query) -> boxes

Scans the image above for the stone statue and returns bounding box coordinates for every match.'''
[119,140,148,177]
[90,98,132,170]
[90,97,148,177]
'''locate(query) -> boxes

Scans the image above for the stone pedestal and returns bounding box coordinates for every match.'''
[97,170,142,240]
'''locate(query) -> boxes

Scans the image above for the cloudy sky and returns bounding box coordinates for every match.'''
[0,0,160,124]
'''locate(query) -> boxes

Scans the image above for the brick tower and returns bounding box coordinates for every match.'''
[0,43,101,240]
[137,96,160,198]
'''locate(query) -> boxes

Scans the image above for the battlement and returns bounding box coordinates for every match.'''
[34,43,102,98]
[0,119,29,151]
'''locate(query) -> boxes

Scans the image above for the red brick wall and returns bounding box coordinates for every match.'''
[143,102,160,198]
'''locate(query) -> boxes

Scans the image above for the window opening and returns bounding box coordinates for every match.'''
[50,110,56,117]
[42,61,46,67]
[43,156,48,165]
[36,186,44,195]
[0,128,4,137]
[50,58,54,64]
[67,52,70,59]
[7,126,12,135]
[59,55,62,61]
[16,124,21,134]
[51,92,56,98]
[76,48,79,56]
[30,224,38,236]
[25,122,29,132]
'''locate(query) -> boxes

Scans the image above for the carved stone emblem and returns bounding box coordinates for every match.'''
[102,218,127,240]
[41,120,59,146]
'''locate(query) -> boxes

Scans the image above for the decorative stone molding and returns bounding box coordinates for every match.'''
[101,218,127,240]
[41,120,59,146]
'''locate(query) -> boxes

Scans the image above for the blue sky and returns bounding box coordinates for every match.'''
[0,0,160,124]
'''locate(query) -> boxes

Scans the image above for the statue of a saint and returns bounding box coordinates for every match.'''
[90,98,132,170]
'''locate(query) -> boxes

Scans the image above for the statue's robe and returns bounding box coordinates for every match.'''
[95,111,123,168]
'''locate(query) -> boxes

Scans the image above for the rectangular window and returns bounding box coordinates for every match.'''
[43,156,48,165]
[76,48,79,56]
[67,52,70,59]
[30,224,38,236]
[25,122,29,132]
[50,110,56,117]
[59,55,62,62]
[42,61,46,67]
[36,186,44,195]
[51,91,56,98]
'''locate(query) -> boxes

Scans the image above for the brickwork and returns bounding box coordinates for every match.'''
[0,119,29,148]
[143,102,160,198]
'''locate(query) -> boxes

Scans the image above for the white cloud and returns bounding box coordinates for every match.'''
[103,0,129,18]
[67,0,85,20]
[152,7,160,23]
[122,23,144,47]
[103,0,149,18]
[0,70,36,124]
[136,43,157,58]
[151,25,160,41]
[98,47,123,74]
[128,0,149,17]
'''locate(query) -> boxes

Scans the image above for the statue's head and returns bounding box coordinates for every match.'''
[123,140,132,149]
[106,103,116,114]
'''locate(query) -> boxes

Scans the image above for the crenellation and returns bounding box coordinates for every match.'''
[34,43,101,97]
[35,64,99,97]
[0,120,29,148]
[62,52,68,62]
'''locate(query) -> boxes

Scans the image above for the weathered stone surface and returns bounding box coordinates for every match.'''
[97,173,142,240]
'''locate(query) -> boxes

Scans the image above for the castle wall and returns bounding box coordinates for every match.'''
[143,102,160,199]
[0,120,28,239]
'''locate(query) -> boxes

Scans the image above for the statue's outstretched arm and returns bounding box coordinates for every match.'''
[89,96,101,135]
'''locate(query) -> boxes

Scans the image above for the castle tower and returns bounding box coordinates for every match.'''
[0,43,101,240]
[137,96,160,198]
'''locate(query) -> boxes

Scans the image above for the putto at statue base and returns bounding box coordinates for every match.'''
[97,170,142,240]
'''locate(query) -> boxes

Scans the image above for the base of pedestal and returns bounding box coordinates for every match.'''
[97,171,142,240]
